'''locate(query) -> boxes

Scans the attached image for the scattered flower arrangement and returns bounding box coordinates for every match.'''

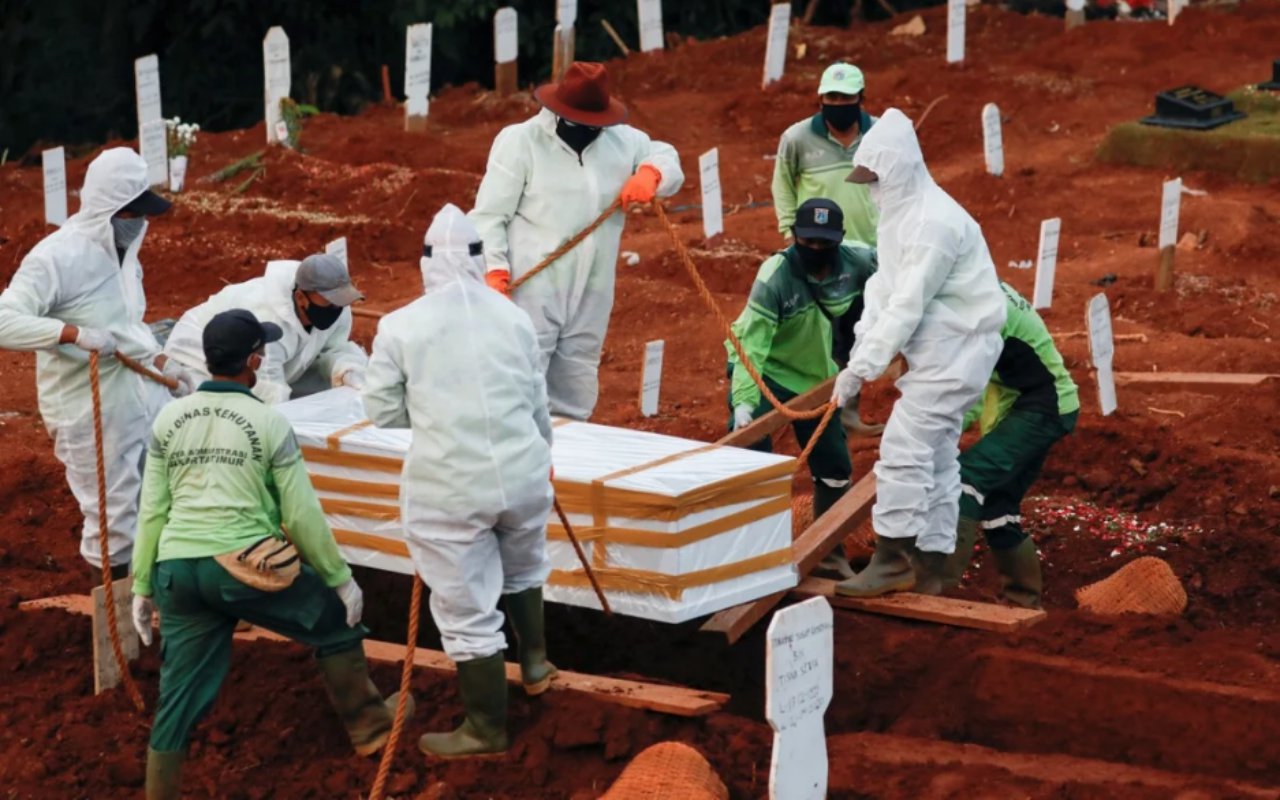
[1023,495,1206,558]
[165,117,199,193]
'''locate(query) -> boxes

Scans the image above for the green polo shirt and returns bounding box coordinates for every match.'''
[131,381,351,596]
[727,243,877,408]
[772,110,879,246]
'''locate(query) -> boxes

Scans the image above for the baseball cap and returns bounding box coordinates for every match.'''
[203,309,284,368]
[818,63,865,96]
[793,198,845,243]
[119,188,173,216]
[296,253,364,306]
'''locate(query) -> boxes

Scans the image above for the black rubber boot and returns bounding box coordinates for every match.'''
[505,587,558,696]
[912,550,948,596]
[316,647,408,756]
[812,481,855,579]
[835,536,917,597]
[110,563,130,580]
[419,652,509,758]
[939,517,980,591]
[992,538,1044,609]
[145,748,184,800]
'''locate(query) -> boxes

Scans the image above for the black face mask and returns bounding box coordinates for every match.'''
[822,102,862,133]
[794,243,838,276]
[556,118,602,155]
[302,295,344,331]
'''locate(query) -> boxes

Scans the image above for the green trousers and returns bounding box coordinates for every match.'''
[959,409,1077,550]
[148,557,367,752]
[727,370,852,487]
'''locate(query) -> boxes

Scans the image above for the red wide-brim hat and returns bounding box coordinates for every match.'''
[534,61,629,127]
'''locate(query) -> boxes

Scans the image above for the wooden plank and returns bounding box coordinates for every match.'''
[90,577,139,695]
[1114,371,1277,387]
[700,473,876,644]
[792,577,1047,632]
[23,593,729,718]
[351,306,387,320]
[716,376,834,449]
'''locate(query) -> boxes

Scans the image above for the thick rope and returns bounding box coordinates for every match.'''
[116,352,179,391]
[509,198,624,293]
[368,576,422,800]
[89,352,146,713]
[553,497,613,616]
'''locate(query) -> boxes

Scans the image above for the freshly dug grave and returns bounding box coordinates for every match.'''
[1,3,1279,797]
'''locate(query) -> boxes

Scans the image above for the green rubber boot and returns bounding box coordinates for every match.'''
[992,538,1044,609]
[812,481,855,580]
[912,550,948,596]
[505,587,558,696]
[419,652,509,758]
[939,517,980,591]
[145,748,184,800]
[835,536,917,597]
[316,646,408,756]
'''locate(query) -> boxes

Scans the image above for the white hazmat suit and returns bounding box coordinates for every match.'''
[363,204,554,661]
[0,148,172,567]
[470,108,684,420]
[163,261,367,404]
[842,109,1006,554]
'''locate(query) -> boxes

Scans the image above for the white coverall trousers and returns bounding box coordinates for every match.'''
[405,486,554,662]
[873,329,1003,554]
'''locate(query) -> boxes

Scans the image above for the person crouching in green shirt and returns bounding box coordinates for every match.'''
[131,309,407,800]
[939,283,1080,608]
[727,198,877,577]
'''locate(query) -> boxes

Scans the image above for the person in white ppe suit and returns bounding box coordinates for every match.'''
[470,61,684,420]
[363,204,556,759]
[831,108,1006,598]
[163,253,367,404]
[0,147,192,577]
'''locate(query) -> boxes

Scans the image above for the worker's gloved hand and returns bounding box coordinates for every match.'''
[131,594,155,646]
[733,403,756,430]
[335,578,364,628]
[832,368,863,407]
[336,368,365,391]
[74,327,117,357]
[485,269,511,296]
[160,358,196,398]
[620,164,662,208]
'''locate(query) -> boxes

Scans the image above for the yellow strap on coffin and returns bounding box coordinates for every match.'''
[326,419,374,450]
[547,494,790,548]
[547,547,794,600]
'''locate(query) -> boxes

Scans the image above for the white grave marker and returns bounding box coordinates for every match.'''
[767,596,834,800]
[494,8,518,64]
[263,27,291,145]
[325,237,349,269]
[139,119,169,187]
[1169,0,1184,24]
[1158,178,1182,250]
[762,3,791,88]
[1033,217,1061,310]
[638,0,664,53]
[134,54,162,131]
[1087,293,1117,416]
[947,0,966,64]
[42,147,67,227]
[699,148,724,240]
[557,0,578,28]
[640,340,665,417]
[405,23,433,120]
[982,103,1004,177]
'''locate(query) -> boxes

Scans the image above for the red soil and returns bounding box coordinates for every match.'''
[1,3,1279,797]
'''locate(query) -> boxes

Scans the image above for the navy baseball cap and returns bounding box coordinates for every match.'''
[203,309,283,366]
[793,198,845,243]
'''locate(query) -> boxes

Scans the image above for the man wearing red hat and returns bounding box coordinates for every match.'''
[470,61,684,421]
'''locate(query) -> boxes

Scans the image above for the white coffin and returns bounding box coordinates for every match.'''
[278,388,798,623]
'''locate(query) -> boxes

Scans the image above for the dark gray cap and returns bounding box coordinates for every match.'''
[203,309,283,367]
[296,254,364,306]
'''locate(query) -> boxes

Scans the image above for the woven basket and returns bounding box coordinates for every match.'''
[599,741,728,800]
[1075,556,1187,617]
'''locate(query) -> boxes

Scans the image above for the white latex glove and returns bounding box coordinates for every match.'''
[832,369,863,407]
[132,594,155,646]
[336,369,366,391]
[733,403,756,430]
[74,327,117,357]
[160,358,196,398]
[335,578,364,628]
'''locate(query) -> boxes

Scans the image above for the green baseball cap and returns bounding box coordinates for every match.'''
[818,62,865,96]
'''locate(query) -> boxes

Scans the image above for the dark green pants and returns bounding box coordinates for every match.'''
[959,409,1077,550]
[727,370,852,487]
[149,557,367,752]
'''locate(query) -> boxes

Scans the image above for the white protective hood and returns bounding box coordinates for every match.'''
[420,203,486,293]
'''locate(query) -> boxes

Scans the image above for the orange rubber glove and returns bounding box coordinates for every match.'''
[620,164,662,208]
[485,269,511,296]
